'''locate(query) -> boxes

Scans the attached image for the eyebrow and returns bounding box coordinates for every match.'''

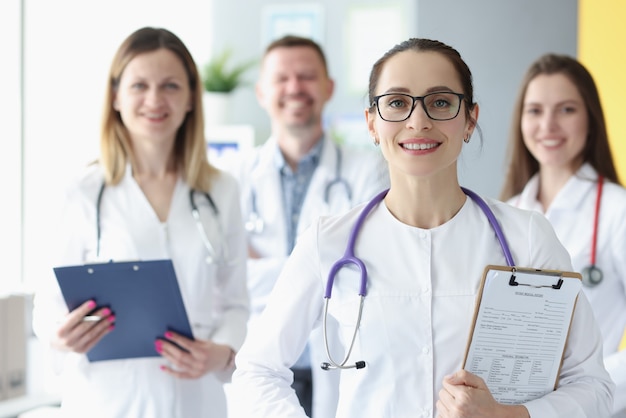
[126,75,183,82]
[523,99,582,107]
[381,85,456,95]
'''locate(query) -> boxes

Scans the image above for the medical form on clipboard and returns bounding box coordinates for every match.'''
[462,265,582,405]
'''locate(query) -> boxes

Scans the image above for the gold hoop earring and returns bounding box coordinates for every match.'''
[463,135,470,144]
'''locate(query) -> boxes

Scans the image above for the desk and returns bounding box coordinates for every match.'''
[0,394,60,418]
[0,337,61,418]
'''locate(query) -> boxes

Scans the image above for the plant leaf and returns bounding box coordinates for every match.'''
[202,48,256,93]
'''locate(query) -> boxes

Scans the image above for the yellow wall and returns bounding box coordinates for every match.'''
[578,0,626,184]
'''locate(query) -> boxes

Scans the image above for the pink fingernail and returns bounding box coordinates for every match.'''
[107,315,116,323]
[164,331,173,339]
[87,300,96,309]
[155,340,163,353]
[102,308,111,316]
[160,365,167,371]
[108,325,115,331]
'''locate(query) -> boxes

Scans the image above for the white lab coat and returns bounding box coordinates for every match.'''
[227,136,389,418]
[231,193,614,418]
[32,164,249,418]
[511,163,626,417]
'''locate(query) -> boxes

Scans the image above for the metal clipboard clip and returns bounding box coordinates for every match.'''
[508,267,564,290]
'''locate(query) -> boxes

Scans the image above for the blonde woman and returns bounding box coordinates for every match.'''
[32,27,248,417]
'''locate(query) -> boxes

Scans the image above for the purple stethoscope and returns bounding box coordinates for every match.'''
[320,187,515,371]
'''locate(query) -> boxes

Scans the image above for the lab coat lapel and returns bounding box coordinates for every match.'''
[517,164,598,215]
[517,174,539,209]
[548,164,598,213]
[252,138,288,255]
[298,137,337,236]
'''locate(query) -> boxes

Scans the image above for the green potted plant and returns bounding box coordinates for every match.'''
[202,48,256,93]
[201,48,256,126]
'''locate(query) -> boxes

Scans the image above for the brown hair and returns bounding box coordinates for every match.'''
[500,53,618,200]
[100,26,217,191]
[366,38,478,130]
[263,35,329,76]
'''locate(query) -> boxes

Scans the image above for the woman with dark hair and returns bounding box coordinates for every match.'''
[32,27,248,417]
[230,39,613,417]
[501,53,626,417]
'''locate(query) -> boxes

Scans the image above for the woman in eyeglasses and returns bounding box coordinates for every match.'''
[229,38,614,417]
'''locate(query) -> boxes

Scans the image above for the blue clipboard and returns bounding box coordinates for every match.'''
[53,259,194,362]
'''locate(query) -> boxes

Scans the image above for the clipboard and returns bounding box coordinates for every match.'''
[462,265,582,404]
[53,259,194,362]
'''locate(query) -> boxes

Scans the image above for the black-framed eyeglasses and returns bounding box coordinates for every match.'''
[371,92,465,122]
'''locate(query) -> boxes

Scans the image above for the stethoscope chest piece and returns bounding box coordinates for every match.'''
[245,211,264,234]
[581,265,603,287]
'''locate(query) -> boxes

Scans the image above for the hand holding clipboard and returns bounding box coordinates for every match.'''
[462,265,582,404]
[54,259,194,362]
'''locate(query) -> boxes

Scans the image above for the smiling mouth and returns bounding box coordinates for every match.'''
[144,112,167,120]
[281,93,313,110]
[283,100,309,110]
[402,142,440,150]
[538,138,564,147]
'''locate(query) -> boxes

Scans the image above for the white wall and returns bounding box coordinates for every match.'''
[0,0,23,294]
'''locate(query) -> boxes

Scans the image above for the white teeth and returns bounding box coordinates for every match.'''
[284,101,306,109]
[402,143,438,150]
[540,139,563,147]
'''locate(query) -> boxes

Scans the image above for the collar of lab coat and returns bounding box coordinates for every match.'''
[252,135,341,240]
[272,136,324,174]
[253,135,338,187]
[519,163,599,214]
[118,162,186,220]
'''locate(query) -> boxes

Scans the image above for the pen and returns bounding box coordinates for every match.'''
[83,315,102,322]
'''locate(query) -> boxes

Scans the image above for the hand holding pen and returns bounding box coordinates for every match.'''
[51,299,115,354]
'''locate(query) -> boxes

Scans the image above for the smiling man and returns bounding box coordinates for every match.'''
[226,35,389,418]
